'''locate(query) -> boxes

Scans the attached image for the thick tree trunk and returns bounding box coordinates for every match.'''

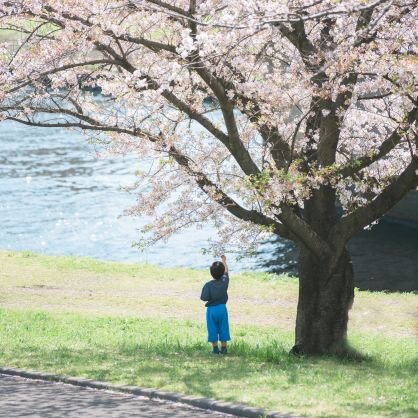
[292,245,354,355]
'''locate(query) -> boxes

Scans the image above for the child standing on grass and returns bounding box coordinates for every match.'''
[200,255,231,354]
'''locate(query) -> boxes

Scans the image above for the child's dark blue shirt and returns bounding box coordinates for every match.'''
[200,273,229,307]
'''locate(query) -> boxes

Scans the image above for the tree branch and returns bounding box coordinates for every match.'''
[185,51,262,176]
[338,106,418,178]
[274,20,319,72]
[6,60,117,94]
[4,116,140,137]
[39,4,178,54]
[315,7,377,167]
[1,104,165,143]
[167,144,290,238]
[277,205,332,260]
[139,0,191,18]
[331,158,418,243]
[131,0,393,29]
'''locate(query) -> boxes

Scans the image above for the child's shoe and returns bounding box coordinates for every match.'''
[220,346,227,355]
[212,346,220,354]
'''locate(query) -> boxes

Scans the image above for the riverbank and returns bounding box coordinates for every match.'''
[0,250,417,417]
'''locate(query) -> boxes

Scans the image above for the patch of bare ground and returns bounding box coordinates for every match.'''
[0,251,416,339]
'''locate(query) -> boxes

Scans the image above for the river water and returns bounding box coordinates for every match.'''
[1,120,417,291]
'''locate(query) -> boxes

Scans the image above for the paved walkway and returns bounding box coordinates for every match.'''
[0,374,235,417]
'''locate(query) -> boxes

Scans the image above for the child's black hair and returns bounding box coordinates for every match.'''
[210,261,225,280]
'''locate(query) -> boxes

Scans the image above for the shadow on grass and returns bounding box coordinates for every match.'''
[1,306,416,418]
[348,401,418,418]
[3,337,417,418]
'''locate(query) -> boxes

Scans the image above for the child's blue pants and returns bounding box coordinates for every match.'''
[206,304,231,342]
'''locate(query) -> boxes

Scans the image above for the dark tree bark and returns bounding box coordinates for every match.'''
[293,245,354,354]
[289,180,356,355]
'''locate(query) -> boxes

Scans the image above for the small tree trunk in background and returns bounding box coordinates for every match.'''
[293,246,354,355]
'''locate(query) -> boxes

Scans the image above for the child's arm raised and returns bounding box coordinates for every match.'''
[221,255,228,273]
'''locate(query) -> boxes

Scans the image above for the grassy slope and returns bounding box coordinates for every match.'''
[0,250,417,418]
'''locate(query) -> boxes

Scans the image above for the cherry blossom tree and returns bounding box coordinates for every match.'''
[1,0,417,354]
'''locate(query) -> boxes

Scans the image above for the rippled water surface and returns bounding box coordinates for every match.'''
[0,120,282,272]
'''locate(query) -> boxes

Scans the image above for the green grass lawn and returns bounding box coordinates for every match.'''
[0,250,417,418]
